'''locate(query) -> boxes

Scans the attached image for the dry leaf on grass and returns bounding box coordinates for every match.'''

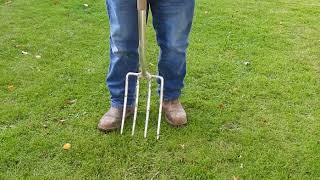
[65,99,77,105]
[63,143,71,150]
[59,119,66,124]
[52,0,59,5]
[22,51,28,55]
[179,144,185,149]
[5,1,12,5]
[7,85,15,92]
[218,103,225,109]
[233,176,238,180]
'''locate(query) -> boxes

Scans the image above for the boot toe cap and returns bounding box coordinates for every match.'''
[98,115,121,132]
[166,111,187,126]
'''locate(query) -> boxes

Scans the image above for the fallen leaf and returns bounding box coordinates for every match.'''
[7,85,15,92]
[35,55,41,59]
[52,0,59,5]
[59,119,66,124]
[218,103,225,109]
[240,163,244,168]
[63,143,71,150]
[179,144,185,149]
[233,176,238,180]
[83,3,89,7]
[65,99,77,105]
[5,0,12,5]
[22,51,29,55]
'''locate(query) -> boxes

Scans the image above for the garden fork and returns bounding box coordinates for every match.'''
[120,0,164,140]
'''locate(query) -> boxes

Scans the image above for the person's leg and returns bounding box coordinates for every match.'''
[99,0,139,132]
[106,0,139,108]
[150,0,195,100]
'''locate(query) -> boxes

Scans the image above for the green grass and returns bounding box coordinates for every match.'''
[1,0,320,179]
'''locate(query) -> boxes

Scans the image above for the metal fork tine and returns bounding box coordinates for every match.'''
[144,78,152,138]
[120,73,130,135]
[121,74,164,139]
[156,76,164,140]
[131,76,140,136]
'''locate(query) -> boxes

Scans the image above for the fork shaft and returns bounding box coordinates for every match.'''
[138,10,147,76]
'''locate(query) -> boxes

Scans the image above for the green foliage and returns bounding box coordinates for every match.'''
[0,0,319,179]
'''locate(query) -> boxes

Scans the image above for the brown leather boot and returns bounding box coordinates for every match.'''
[98,107,134,132]
[162,99,187,126]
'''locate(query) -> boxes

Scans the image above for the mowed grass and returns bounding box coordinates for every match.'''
[1,0,320,179]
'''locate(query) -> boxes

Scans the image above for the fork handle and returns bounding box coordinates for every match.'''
[137,0,148,76]
[137,0,147,10]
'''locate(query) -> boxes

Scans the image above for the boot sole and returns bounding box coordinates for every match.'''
[164,113,187,127]
[98,112,134,133]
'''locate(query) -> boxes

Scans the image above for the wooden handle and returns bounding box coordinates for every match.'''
[137,0,147,10]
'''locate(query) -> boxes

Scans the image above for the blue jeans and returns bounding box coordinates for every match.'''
[106,0,195,108]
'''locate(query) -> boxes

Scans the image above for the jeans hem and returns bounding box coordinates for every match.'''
[111,100,135,109]
[163,92,181,101]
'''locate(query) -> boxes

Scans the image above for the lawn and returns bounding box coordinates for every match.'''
[1,0,320,179]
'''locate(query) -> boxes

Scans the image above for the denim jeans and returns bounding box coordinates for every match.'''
[106,0,195,108]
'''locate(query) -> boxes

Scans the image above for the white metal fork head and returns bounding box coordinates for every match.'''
[120,72,164,140]
[120,0,164,139]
